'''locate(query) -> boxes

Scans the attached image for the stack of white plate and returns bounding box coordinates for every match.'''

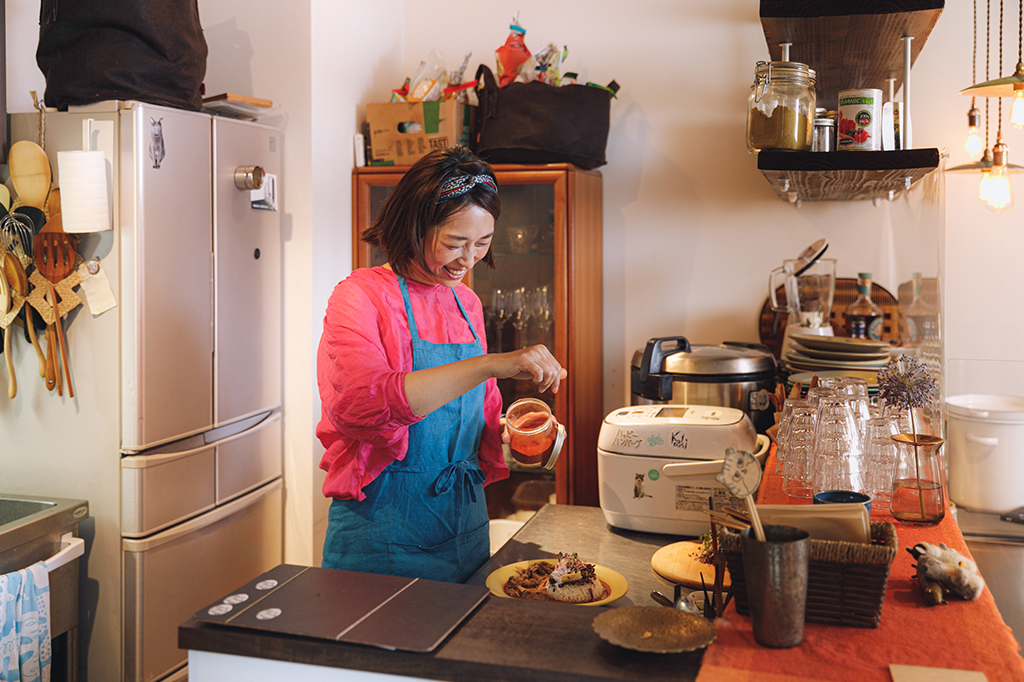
[785,334,891,376]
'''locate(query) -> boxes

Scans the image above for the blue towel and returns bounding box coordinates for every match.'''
[0,562,51,682]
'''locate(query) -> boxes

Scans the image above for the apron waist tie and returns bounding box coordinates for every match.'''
[433,460,486,504]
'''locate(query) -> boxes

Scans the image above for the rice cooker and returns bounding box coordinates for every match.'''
[597,404,771,536]
[947,394,1024,514]
[631,336,778,433]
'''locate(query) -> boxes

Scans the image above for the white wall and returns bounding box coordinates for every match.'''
[6,0,1023,570]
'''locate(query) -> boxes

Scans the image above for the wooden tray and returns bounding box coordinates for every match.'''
[651,541,730,589]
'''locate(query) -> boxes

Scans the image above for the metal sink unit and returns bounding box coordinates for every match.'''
[0,494,89,680]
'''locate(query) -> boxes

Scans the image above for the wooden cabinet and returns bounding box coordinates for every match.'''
[755,0,944,202]
[352,164,604,511]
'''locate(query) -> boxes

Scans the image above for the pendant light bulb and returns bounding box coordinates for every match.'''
[978,168,992,200]
[966,106,984,154]
[982,140,1014,212]
[1010,86,1024,128]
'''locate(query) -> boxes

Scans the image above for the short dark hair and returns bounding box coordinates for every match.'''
[362,146,501,278]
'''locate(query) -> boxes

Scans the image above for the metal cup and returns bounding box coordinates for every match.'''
[741,524,811,648]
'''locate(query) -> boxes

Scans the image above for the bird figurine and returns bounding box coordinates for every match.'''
[907,542,985,606]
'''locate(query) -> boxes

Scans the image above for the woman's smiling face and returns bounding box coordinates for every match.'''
[411,204,495,287]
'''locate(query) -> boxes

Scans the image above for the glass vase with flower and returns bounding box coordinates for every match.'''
[877,355,944,525]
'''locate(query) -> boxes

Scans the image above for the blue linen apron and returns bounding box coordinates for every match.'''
[322,276,490,583]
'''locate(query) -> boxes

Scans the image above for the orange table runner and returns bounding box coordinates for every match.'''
[697,451,1024,682]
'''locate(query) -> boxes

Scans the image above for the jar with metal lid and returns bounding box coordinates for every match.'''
[811,117,835,152]
[746,61,817,153]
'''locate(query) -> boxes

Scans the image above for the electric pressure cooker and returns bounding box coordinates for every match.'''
[630,336,778,433]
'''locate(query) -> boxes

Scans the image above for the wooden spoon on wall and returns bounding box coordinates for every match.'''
[3,251,45,379]
[9,141,52,210]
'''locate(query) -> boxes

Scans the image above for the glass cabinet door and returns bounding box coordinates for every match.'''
[473,179,558,411]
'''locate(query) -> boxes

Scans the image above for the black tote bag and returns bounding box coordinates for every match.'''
[36,0,208,111]
[473,64,615,170]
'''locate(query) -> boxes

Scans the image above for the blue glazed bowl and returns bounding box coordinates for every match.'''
[813,490,872,514]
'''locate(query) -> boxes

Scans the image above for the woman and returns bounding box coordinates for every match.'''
[317,146,566,583]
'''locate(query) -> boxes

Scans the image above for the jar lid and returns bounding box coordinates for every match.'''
[754,60,816,84]
[814,118,835,127]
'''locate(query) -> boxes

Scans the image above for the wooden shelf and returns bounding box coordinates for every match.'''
[760,0,944,111]
[757,148,940,202]
[755,1,944,202]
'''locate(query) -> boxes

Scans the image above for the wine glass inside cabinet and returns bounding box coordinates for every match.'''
[352,163,604,513]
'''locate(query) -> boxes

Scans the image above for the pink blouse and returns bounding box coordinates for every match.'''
[316,266,507,500]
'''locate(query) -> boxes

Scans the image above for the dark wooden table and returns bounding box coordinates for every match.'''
[179,504,706,681]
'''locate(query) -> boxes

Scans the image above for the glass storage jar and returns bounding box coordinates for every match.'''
[746,61,817,153]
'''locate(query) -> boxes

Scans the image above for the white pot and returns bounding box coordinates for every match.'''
[947,394,1024,513]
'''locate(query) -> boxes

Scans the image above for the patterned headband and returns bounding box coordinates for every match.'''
[437,174,498,202]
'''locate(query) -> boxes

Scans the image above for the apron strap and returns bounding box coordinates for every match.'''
[397,274,480,343]
[433,460,486,504]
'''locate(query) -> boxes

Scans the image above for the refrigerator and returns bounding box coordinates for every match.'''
[3,101,284,682]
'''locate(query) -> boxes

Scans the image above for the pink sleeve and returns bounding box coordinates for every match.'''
[317,277,421,447]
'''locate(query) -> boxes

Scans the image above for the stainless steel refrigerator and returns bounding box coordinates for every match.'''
[4,101,284,682]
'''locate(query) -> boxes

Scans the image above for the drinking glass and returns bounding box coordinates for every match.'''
[863,416,899,511]
[805,386,834,409]
[781,404,818,498]
[774,398,809,473]
[491,288,509,353]
[530,285,554,348]
[509,287,531,348]
[811,396,866,494]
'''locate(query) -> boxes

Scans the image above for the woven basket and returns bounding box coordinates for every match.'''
[720,521,897,628]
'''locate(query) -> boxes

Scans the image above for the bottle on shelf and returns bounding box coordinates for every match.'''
[905,272,939,344]
[845,272,884,340]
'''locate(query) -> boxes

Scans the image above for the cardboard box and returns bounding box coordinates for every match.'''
[366,101,473,165]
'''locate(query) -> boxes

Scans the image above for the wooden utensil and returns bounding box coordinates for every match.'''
[651,541,731,589]
[33,219,77,398]
[0,263,13,397]
[3,251,45,379]
[9,141,52,210]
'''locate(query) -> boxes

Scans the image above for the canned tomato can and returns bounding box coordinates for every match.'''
[837,89,882,151]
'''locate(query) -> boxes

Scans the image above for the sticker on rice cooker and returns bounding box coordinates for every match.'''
[612,428,643,450]
[674,485,738,512]
[633,472,654,499]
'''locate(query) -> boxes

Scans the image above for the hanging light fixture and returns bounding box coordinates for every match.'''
[961,0,1024,101]
[984,2,1014,211]
[950,3,1024,175]
[966,1,986,152]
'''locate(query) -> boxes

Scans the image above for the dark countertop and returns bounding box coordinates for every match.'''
[179,504,706,681]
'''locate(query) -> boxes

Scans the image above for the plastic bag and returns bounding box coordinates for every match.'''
[495,19,531,88]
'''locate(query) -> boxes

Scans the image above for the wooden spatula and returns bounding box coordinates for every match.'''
[33,216,77,398]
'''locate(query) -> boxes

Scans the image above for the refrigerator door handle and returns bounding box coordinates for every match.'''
[122,478,282,553]
[121,442,215,469]
[211,410,281,448]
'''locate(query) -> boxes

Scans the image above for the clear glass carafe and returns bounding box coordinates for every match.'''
[746,61,817,153]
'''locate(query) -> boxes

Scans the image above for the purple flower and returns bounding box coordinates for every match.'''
[877,355,938,411]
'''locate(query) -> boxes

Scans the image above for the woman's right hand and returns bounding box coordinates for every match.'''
[491,345,567,394]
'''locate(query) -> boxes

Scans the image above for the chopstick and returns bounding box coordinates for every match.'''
[703,509,750,531]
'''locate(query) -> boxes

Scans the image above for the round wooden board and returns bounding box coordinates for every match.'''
[650,541,730,589]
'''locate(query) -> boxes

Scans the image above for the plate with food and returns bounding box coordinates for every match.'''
[486,552,628,606]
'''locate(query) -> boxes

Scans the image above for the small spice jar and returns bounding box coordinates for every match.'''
[811,117,835,152]
[746,61,817,153]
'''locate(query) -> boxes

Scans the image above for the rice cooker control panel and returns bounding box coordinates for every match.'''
[598,404,756,460]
